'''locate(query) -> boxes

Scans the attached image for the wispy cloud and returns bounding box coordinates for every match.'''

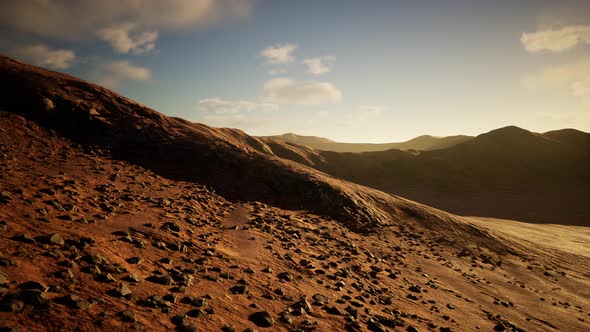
[303,56,335,75]
[97,23,158,54]
[89,60,152,88]
[262,78,342,105]
[521,25,590,53]
[198,98,278,114]
[13,44,76,69]
[523,58,590,109]
[260,44,297,64]
[0,0,256,39]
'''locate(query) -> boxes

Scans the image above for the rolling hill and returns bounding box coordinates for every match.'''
[260,133,473,152]
[262,126,590,226]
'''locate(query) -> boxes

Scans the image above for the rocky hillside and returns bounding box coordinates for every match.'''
[1,55,589,331]
[0,54,434,233]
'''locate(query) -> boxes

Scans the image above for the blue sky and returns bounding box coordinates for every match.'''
[1,0,589,142]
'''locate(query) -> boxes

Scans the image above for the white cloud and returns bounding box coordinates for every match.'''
[521,25,590,53]
[97,23,158,54]
[13,44,76,69]
[268,68,288,76]
[260,44,297,64]
[303,56,335,75]
[0,0,255,39]
[523,58,590,88]
[523,58,590,109]
[90,60,152,88]
[263,78,342,105]
[198,98,278,114]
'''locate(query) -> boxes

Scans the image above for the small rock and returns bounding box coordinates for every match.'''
[120,310,136,322]
[126,257,143,264]
[109,283,132,297]
[277,272,293,282]
[55,294,91,310]
[0,271,8,286]
[229,285,248,294]
[249,311,275,327]
[18,281,47,292]
[147,274,174,285]
[408,285,421,293]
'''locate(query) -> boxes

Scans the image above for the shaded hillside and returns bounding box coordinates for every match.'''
[260,133,473,152]
[0,54,496,237]
[0,55,385,232]
[265,126,590,226]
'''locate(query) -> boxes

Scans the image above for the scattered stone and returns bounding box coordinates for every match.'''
[0,271,8,286]
[108,283,132,297]
[279,311,293,324]
[36,233,65,245]
[312,294,328,306]
[95,272,116,283]
[124,274,142,283]
[249,311,275,327]
[126,257,143,264]
[147,274,174,285]
[187,308,206,318]
[84,254,109,266]
[221,325,236,332]
[139,295,172,308]
[171,314,186,326]
[55,269,75,280]
[229,285,249,294]
[120,310,136,322]
[325,305,347,316]
[55,294,91,310]
[0,258,15,267]
[409,285,421,293]
[18,281,47,292]
[277,272,293,282]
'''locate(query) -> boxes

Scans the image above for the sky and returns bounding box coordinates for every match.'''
[1,0,589,143]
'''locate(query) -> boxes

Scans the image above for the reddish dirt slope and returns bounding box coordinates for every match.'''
[1,112,589,331]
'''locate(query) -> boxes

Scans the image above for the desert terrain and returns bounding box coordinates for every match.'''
[1,55,589,332]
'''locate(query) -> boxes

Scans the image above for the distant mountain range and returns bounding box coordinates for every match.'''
[261,126,590,226]
[260,133,474,152]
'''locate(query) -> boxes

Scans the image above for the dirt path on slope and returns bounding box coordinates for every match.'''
[219,204,261,262]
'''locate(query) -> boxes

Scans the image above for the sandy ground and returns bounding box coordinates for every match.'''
[469,217,590,258]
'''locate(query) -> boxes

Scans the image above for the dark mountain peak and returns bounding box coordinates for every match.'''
[485,125,533,137]
[465,125,550,148]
